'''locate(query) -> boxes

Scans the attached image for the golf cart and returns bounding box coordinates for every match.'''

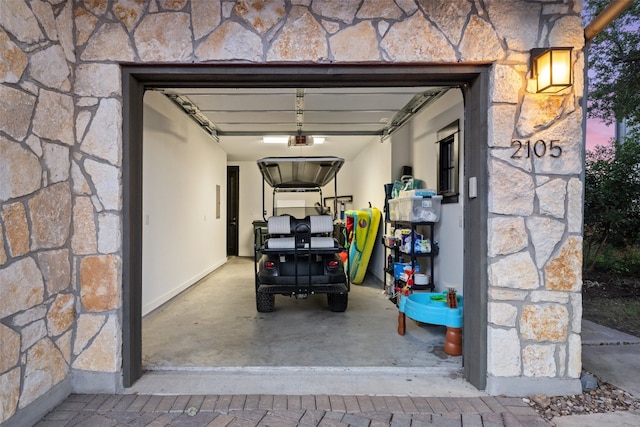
[254,156,349,312]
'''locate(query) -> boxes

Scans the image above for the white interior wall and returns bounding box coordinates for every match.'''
[350,138,393,282]
[324,160,355,216]
[408,89,465,294]
[391,124,412,181]
[142,91,228,316]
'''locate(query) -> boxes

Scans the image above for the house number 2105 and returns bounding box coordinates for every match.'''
[511,140,562,158]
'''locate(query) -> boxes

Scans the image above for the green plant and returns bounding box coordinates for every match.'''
[588,244,640,277]
[616,246,640,276]
[584,139,640,270]
[585,0,640,129]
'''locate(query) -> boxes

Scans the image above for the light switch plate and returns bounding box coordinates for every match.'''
[469,177,477,199]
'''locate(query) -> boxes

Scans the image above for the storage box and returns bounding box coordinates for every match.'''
[388,195,442,222]
[393,262,420,280]
[398,189,437,198]
[383,235,398,247]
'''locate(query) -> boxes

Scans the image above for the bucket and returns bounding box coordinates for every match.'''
[414,273,429,285]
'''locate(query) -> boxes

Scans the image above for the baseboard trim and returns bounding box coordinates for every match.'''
[142,259,226,316]
[2,377,71,427]
[72,370,121,393]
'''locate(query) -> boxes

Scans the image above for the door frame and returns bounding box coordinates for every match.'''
[122,64,489,388]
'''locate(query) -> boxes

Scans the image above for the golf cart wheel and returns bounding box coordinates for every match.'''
[327,293,348,312]
[256,292,275,313]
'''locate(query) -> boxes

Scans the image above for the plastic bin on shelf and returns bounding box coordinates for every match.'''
[393,262,420,280]
[388,195,442,222]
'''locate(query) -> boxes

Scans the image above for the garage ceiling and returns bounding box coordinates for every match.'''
[157,86,450,161]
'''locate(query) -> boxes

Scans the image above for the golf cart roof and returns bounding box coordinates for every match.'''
[257,156,345,189]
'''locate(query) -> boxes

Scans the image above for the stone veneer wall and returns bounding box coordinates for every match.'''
[0,0,585,423]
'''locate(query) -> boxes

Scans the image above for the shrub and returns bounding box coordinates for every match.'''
[591,245,640,277]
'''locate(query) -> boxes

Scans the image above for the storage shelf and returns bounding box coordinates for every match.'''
[383,220,437,298]
[396,279,435,291]
[391,221,436,226]
[411,284,435,291]
[399,250,432,257]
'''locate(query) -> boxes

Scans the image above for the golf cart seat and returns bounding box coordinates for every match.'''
[265,215,336,250]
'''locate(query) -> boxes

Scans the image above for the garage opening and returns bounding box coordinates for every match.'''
[122,65,489,391]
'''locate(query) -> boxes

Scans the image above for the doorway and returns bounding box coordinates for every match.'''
[122,65,489,389]
[227,166,239,256]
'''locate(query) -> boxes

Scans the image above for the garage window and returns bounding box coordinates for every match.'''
[437,120,460,204]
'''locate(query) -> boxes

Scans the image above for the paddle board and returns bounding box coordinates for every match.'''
[345,207,381,284]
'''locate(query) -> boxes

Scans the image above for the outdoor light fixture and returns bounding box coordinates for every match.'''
[531,47,573,93]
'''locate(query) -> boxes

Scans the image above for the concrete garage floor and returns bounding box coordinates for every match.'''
[143,257,461,369]
[137,257,476,396]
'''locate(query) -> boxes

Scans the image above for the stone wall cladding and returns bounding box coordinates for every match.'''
[1,1,78,421]
[487,0,585,383]
[0,0,584,422]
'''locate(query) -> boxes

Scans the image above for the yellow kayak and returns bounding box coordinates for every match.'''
[346,207,381,284]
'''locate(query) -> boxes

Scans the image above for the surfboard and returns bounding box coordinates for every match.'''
[345,207,381,284]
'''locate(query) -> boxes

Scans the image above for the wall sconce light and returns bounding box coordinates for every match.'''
[530,47,573,93]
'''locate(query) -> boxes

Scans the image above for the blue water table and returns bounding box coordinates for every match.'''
[397,291,463,335]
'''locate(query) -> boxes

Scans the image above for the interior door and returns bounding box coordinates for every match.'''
[227,166,239,256]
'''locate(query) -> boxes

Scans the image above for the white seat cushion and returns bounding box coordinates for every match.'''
[267,237,295,249]
[310,237,336,248]
[268,215,291,234]
[309,215,333,233]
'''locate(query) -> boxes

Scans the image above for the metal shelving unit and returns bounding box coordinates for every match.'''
[382,221,437,299]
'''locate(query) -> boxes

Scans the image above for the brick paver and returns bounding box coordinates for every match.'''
[35,394,551,426]
[342,395,360,413]
[315,394,331,411]
[202,395,220,412]
[170,394,191,413]
[288,395,302,411]
[329,395,346,412]
[301,395,317,411]
[370,396,388,412]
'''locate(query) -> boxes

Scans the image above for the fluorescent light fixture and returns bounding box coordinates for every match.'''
[263,136,289,144]
[263,136,325,144]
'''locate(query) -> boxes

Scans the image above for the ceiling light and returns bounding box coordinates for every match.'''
[263,136,324,144]
[263,136,289,144]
